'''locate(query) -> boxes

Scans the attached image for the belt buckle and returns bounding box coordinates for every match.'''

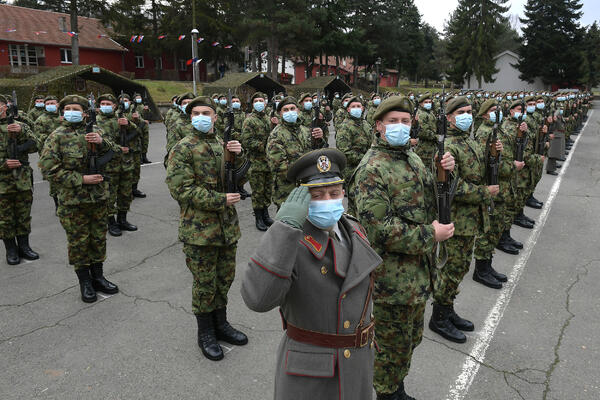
[359,326,370,347]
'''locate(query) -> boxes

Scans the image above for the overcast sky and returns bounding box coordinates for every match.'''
[415,0,600,34]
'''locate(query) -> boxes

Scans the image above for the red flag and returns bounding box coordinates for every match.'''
[178,35,186,41]
[158,35,166,40]
[211,42,220,47]
[224,45,233,49]
[137,35,144,43]
[130,35,138,42]
[197,37,204,43]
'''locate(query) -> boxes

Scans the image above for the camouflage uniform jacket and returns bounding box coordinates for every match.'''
[241,110,271,173]
[335,108,348,127]
[445,126,491,236]
[166,113,194,158]
[0,119,38,194]
[28,107,44,123]
[336,116,373,179]
[39,121,120,205]
[123,108,142,152]
[165,107,182,132]
[366,104,378,127]
[501,117,542,189]
[33,110,61,155]
[348,137,437,305]
[416,107,438,164]
[165,130,244,246]
[267,120,325,206]
[96,113,136,173]
[474,120,516,203]
[215,109,245,141]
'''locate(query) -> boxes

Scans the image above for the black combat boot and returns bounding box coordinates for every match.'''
[90,263,119,294]
[196,313,224,361]
[496,231,519,255]
[505,229,523,249]
[429,303,466,343]
[525,195,542,209]
[396,381,416,400]
[547,170,559,176]
[117,211,138,231]
[254,209,268,231]
[141,153,151,164]
[238,187,251,200]
[3,238,20,265]
[16,234,39,260]
[473,259,503,289]
[213,307,248,346]
[514,213,534,229]
[132,184,146,198]
[262,207,274,227]
[75,267,97,303]
[448,304,474,331]
[376,390,401,400]
[489,258,508,283]
[107,216,122,237]
[521,212,535,225]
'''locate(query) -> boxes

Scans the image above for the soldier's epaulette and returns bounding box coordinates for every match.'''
[344,213,369,242]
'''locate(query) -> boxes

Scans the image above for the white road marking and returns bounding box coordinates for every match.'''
[446,111,594,400]
[33,161,163,185]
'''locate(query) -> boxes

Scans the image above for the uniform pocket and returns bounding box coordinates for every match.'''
[62,148,84,170]
[285,349,336,378]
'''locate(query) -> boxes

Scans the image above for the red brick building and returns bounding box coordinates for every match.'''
[0,4,127,76]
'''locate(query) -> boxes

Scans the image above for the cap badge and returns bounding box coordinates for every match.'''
[317,155,331,173]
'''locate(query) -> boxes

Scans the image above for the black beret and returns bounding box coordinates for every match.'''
[287,148,347,186]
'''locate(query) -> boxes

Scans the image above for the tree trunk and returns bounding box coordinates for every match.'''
[281,51,285,77]
[353,56,358,86]
[319,52,323,76]
[70,0,79,66]
[325,54,329,76]
[335,55,339,76]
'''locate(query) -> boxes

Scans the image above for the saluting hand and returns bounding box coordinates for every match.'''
[226,140,242,155]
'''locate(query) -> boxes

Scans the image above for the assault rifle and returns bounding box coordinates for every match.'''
[436,87,451,224]
[223,89,250,194]
[6,90,33,178]
[537,106,552,155]
[409,97,420,146]
[86,94,113,180]
[486,105,501,214]
[311,90,321,149]
[515,101,527,162]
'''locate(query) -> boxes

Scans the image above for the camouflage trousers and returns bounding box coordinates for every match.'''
[433,235,475,306]
[373,302,426,395]
[248,169,273,209]
[474,202,506,261]
[107,168,134,216]
[132,152,141,185]
[58,202,108,270]
[141,122,149,154]
[0,190,32,239]
[183,243,237,314]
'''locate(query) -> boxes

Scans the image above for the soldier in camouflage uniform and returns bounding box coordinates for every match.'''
[366,93,382,127]
[267,96,326,209]
[166,96,248,361]
[414,92,438,165]
[131,93,151,164]
[39,95,121,303]
[0,94,40,265]
[165,92,195,166]
[348,96,455,400]
[96,94,138,237]
[526,95,552,209]
[336,96,373,180]
[429,96,498,344]
[119,94,146,199]
[28,95,46,123]
[334,93,352,130]
[163,95,179,129]
[33,95,62,213]
[241,92,275,231]
[5,95,34,129]
[298,93,330,146]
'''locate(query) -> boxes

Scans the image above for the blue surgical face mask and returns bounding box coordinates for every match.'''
[559,109,564,115]
[308,199,345,229]
[100,105,114,114]
[485,93,489,97]
[123,101,130,110]
[342,101,348,108]
[191,115,213,133]
[497,96,502,101]
[467,94,471,99]
[384,123,411,146]
[477,94,482,98]
[423,103,432,110]
[45,104,57,113]
[526,105,536,114]
[335,94,339,98]
[303,101,313,111]
[373,98,381,106]
[135,98,142,104]
[232,102,241,110]
[173,101,178,107]
[275,101,280,109]
[519,94,524,99]
[35,102,44,108]
[283,110,298,124]
[64,110,83,123]
[454,113,473,132]
[557,96,565,101]
[179,105,187,114]
[349,108,362,119]
[409,95,414,100]
[313,98,318,104]
[219,99,227,106]
[507,96,512,100]
[253,102,265,112]
[513,112,522,120]
[489,110,503,123]
[536,103,545,110]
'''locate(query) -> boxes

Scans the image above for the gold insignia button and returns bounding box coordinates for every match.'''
[343,320,351,329]
[321,266,328,275]
[341,293,347,299]
[344,349,351,359]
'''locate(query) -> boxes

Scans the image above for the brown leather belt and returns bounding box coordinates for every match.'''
[285,320,375,348]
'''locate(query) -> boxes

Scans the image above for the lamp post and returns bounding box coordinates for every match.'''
[375,57,381,94]
[191,28,199,95]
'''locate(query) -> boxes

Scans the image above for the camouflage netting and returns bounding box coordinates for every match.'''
[203,72,285,104]
[0,65,160,120]
[292,76,352,102]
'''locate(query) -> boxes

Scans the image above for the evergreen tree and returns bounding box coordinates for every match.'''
[580,22,600,89]
[517,0,584,87]
[445,0,510,87]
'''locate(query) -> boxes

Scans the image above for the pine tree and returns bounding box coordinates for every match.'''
[445,0,510,88]
[517,0,584,87]
[580,22,600,89]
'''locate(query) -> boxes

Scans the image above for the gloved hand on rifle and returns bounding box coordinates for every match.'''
[276,186,310,229]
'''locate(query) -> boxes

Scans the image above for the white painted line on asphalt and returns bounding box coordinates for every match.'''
[33,161,163,185]
[446,110,594,400]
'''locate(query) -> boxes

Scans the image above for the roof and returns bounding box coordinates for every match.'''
[494,50,520,60]
[203,72,285,97]
[293,76,351,97]
[0,4,126,52]
[292,56,355,73]
[0,65,160,119]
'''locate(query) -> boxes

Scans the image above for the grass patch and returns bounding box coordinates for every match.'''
[135,79,197,103]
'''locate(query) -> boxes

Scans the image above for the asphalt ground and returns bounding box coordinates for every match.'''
[1,107,599,400]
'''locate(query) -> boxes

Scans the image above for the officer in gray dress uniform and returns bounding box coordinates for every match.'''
[241,148,382,400]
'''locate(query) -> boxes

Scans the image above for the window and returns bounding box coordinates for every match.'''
[60,48,72,64]
[154,57,162,70]
[8,44,39,67]
[179,59,187,71]
[135,55,144,69]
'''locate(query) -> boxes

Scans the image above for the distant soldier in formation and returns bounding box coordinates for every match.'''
[120,94,146,199]
[34,95,62,213]
[131,93,152,164]
[28,94,46,122]
[336,95,373,180]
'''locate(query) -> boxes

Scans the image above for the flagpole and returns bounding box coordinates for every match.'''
[191,29,199,96]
